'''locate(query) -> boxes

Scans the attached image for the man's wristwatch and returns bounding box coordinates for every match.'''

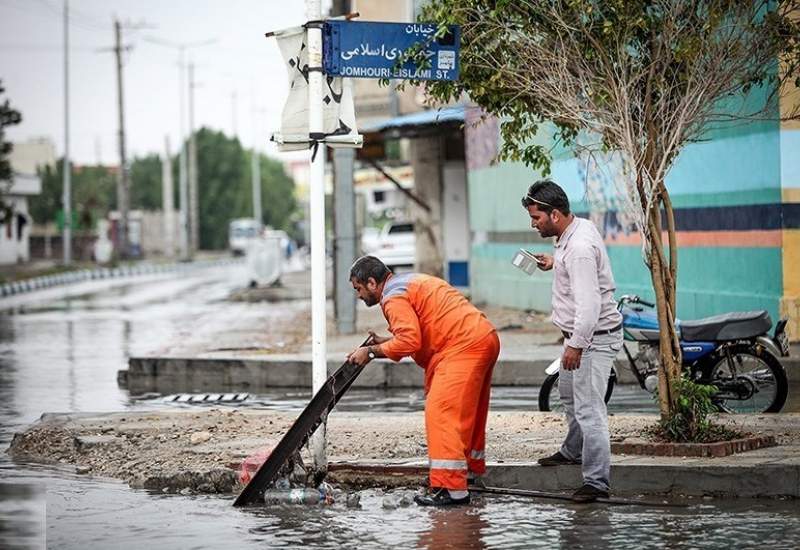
[367,346,376,360]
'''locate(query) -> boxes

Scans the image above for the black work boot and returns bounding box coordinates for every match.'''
[414,488,470,507]
[537,451,581,467]
[572,484,609,503]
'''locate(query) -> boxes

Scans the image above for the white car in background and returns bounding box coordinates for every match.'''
[360,226,381,255]
[229,218,262,256]
[373,221,415,268]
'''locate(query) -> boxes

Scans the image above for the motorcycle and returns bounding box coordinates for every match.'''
[538,295,791,414]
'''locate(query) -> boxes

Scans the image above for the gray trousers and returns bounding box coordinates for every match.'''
[558,331,623,491]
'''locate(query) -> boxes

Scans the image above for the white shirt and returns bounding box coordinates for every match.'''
[551,217,622,349]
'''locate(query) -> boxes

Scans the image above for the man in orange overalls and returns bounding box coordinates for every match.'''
[346,255,500,506]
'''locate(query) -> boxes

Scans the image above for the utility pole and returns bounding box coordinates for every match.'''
[178,47,189,260]
[62,0,71,265]
[162,136,175,258]
[114,18,130,258]
[250,102,262,225]
[251,149,262,226]
[188,62,199,256]
[306,0,328,477]
[231,90,238,138]
[333,148,356,334]
[330,0,357,335]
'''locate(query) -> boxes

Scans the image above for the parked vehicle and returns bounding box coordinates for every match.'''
[373,221,415,268]
[229,218,263,256]
[538,295,791,414]
[360,226,381,255]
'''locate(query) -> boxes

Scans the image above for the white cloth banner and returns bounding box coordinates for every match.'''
[271,26,362,152]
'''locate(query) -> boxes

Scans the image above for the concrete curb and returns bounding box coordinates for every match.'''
[121,356,567,393]
[327,459,800,498]
[120,354,800,393]
[0,258,243,299]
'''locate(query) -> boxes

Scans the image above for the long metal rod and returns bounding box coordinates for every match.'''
[306,0,327,477]
[471,486,687,508]
[62,0,71,265]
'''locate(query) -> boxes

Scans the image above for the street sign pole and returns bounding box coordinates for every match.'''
[306,0,328,476]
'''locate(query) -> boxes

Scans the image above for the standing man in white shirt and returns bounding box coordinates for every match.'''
[522,179,623,503]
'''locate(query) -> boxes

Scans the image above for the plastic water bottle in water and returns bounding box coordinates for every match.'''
[263,487,334,506]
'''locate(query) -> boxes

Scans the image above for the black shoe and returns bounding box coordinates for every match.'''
[537,451,581,467]
[572,484,609,503]
[467,474,485,488]
[414,488,470,507]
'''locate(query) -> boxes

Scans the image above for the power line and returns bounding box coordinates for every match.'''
[0,0,107,33]
[34,0,107,31]
[0,43,101,52]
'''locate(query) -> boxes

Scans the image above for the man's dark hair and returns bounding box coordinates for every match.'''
[521,179,571,215]
[349,255,391,284]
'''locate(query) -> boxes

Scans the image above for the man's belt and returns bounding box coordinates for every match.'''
[561,322,623,340]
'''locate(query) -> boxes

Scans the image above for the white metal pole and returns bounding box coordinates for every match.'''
[162,135,175,258]
[62,0,71,265]
[306,0,327,475]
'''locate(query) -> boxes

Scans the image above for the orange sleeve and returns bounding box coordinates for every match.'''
[379,296,422,361]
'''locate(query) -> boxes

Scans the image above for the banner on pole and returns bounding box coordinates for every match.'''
[271,26,363,152]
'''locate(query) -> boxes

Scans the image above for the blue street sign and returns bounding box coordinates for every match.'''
[323,20,460,81]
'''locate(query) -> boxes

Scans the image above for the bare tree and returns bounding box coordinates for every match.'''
[421,0,800,417]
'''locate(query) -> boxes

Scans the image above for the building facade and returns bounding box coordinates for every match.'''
[467,90,800,339]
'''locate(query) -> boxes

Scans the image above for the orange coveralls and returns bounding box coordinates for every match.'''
[378,273,500,490]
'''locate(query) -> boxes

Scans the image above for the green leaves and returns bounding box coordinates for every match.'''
[30,129,298,250]
[0,80,23,186]
[658,373,721,443]
[418,0,800,173]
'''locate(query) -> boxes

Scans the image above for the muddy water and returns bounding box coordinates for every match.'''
[2,267,800,549]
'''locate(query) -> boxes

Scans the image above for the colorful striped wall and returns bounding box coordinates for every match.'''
[466,104,799,340]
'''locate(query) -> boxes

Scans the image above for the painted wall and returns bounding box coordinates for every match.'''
[467,110,798,337]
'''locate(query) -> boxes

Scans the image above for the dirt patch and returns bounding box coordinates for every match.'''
[10,410,799,494]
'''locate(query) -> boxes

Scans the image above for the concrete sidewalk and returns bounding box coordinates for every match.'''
[8,410,800,498]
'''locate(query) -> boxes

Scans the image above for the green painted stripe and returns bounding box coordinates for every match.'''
[471,242,782,323]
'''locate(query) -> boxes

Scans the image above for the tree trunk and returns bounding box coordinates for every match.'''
[646,186,683,420]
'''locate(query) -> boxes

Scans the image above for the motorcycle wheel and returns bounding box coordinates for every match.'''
[705,344,788,413]
[538,371,616,412]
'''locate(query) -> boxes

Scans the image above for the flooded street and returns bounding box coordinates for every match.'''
[2,265,800,549]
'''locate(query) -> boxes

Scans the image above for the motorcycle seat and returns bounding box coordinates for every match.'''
[680,310,772,342]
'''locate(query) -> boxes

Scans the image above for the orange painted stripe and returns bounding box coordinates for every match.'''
[605,230,783,248]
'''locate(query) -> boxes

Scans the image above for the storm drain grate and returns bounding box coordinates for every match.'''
[168,393,250,403]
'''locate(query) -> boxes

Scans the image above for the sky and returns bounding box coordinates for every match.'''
[0,0,324,165]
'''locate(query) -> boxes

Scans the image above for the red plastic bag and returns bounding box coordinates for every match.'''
[239,447,272,485]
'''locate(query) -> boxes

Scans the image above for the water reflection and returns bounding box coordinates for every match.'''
[416,505,489,549]
[558,506,613,550]
[0,483,45,550]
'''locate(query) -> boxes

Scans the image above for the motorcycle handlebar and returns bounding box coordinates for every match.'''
[618,295,655,308]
